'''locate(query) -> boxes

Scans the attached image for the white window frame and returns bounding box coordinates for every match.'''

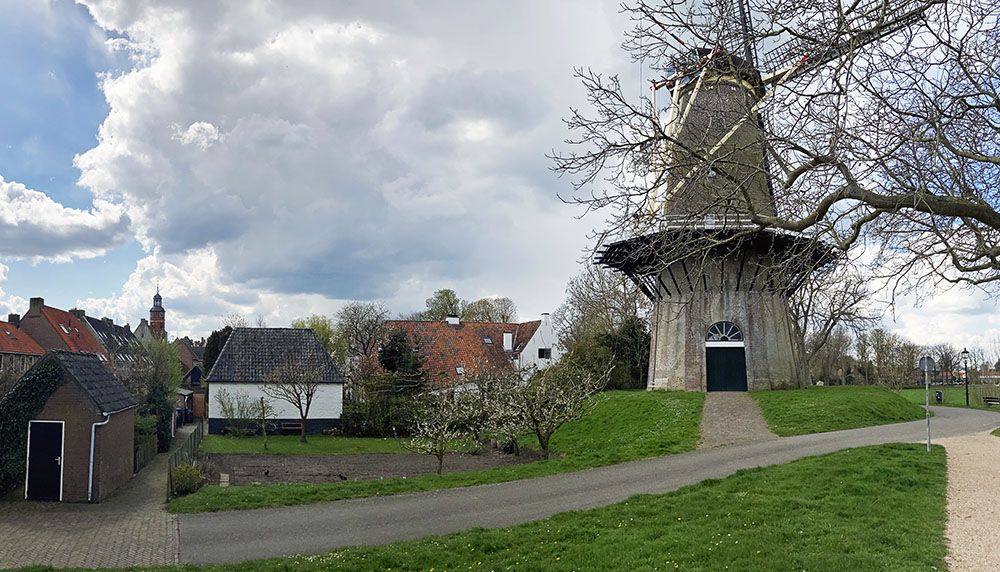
[25,420,65,502]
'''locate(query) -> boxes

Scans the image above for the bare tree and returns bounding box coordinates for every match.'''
[462,297,519,323]
[336,302,389,360]
[553,264,651,349]
[930,343,961,383]
[259,363,322,443]
[552,0,1000,300]
[789,260,877,382]
[223,313,249,329]
[214,387,259,437]
[258,396,276,451]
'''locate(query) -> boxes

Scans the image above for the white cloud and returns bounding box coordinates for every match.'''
[0,263,28,320]
[0,175,130,261]
[66,1,624,335]
[172,121,222,150]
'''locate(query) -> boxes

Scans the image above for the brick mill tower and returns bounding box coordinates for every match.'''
[596,49,831,392]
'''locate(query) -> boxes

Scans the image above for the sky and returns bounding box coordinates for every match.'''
[0,0,997,350]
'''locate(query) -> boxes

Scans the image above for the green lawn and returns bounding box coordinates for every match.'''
[751,386,926,436]
[168,390,704,513]
[35,443,947,571]
[201,435,409,455]
[898,385,1000,411]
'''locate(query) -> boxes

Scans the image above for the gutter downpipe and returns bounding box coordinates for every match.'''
[88,413,112,502]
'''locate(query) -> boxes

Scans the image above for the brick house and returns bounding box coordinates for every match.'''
[383,314,561,386]
[22,351,138,502]
[15,298,109,362]
[0,317,45,379]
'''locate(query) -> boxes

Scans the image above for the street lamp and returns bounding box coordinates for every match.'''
[961,347,970,407]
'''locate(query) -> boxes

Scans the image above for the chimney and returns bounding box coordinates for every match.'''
[29,297,43,314]
[102,317,114,326]
[445,315,460,326]
[70,308,86,320]
[7,313,19,327]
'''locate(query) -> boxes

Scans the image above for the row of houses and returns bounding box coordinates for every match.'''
[203,313,563,435]
[3,288,563,504]
[0,292,207,382]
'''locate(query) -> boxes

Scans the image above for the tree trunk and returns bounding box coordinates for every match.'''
[436,453,444,475]
[539,432,551,459]
[300,416,308,444]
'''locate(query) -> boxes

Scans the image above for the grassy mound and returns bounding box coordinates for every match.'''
[751,386,926,436]
[169,390,704,513]
[114,444,949,571]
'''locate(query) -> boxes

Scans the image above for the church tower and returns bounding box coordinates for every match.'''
[149,286,165,339]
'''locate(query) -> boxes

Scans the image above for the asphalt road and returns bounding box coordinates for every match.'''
[180,406,1000,564]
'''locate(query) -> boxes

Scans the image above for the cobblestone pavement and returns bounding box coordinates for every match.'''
[699,391,778,449]
[0,424,196,569]
[940,429,1000,572]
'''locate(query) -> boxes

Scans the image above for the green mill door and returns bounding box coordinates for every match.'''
[705,321,748,392]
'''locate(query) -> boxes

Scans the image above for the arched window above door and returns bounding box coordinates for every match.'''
[706,321,743,342]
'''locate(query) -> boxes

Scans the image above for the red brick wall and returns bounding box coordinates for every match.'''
[19,314,69,353]
[33,381,101,502]
[93,408,135,501]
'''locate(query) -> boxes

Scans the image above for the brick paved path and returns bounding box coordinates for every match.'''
[699,392,778,448]
[0,424,196,569]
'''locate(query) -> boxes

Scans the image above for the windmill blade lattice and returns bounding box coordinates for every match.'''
[758,0,940,85]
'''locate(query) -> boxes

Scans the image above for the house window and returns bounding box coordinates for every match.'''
[456,366,465,375]
[538,348,552,360]
[483,336,493,344]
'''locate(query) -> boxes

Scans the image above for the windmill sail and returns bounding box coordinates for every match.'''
[759,0,940,85]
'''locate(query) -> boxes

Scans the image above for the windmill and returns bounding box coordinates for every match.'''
[596,0,936,392]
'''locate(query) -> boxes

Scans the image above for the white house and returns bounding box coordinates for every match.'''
[205,328,344,435]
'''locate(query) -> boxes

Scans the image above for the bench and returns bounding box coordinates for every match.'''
[983,396,1000,407]
[280,422,304,434]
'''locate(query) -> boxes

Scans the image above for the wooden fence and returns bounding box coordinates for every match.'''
[167,419,204,499]
[133,434,158,474]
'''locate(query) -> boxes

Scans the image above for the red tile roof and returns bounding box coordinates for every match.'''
[0,320,44,356]
[383,319,541,386]
[40,306,109,360]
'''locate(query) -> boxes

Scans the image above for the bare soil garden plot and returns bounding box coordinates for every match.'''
[206,450,541,485]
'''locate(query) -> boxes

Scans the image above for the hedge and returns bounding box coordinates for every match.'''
[0,358,63,495]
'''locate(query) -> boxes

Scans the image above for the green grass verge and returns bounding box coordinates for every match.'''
[201,435,410,455]
[898,385,999,411]
[32,443,947,571]
[168,390,704,513]
[751,386,926,437]
[992,427,1000,437]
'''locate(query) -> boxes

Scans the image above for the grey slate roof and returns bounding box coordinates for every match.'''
[85,316,141,365]
[49,350,139,413]
[206,328,344,384]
